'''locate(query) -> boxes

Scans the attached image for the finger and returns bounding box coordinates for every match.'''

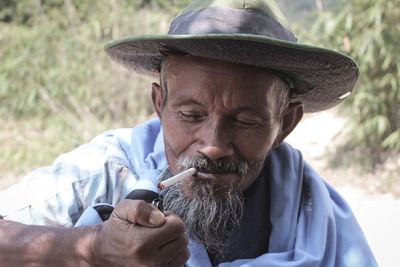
[154,213,186,244]
[113,199,165,227]
[166,247,190,267]
[163,210,175,216]
[159,234,189,259]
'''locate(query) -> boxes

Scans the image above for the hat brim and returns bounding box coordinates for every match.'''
[105,34,359,113]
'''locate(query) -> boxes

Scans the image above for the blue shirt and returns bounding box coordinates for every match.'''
[0,118,378,266]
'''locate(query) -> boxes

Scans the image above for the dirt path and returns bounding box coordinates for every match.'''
[286,109,400,267]
[339,187,400,267]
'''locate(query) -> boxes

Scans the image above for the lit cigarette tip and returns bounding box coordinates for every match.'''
[158,167,197,190]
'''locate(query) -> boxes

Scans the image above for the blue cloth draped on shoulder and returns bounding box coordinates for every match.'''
[217,144,377,267]
[0,119,377,266]
[102,118,168,193]
[82,119,377,266]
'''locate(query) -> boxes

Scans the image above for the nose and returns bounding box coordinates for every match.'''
[197,120,234,160]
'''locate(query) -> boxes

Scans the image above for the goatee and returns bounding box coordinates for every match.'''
[163,179,244,257]
[162,155,250,258]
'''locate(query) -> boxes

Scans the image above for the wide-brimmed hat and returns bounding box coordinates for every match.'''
[105,0,359,113]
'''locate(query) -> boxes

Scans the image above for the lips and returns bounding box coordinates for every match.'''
[194,171,239,184]
[195,171,218,182]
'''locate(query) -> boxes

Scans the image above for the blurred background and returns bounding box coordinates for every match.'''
[0,0,399,266]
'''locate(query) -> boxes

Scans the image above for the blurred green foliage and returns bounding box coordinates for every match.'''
[310,0,400,167]
[0,0,190,180]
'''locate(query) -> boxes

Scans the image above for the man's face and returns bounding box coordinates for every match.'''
[157,56,287,198]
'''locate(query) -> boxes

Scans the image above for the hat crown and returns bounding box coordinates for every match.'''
[168,0,296,42]
[104,0,359,113]
[179,0,290,29]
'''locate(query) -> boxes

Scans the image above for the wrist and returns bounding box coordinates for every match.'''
[73,224,103,266]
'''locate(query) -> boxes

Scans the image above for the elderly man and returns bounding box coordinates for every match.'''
[0,0,377,266]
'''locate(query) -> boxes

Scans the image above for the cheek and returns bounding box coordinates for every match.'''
[161,113,197,171]
[235,127,279,190]
[235,127,279,161]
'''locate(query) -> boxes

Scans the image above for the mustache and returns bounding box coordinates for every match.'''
[177,154,250,177]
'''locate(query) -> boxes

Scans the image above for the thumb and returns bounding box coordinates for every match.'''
[114,199,165,227]
[148,208,165,226]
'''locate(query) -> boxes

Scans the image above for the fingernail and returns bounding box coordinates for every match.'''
[149,210,164,226]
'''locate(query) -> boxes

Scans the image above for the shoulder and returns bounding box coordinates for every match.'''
[81,118,162,165]
[34,117,165,188]
[267,142,305,178]
[0,119,164,222]
[269,142,303,162]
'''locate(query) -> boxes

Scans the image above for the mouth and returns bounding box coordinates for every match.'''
[178,171,242,200]
[194,171,239,184]
[195,171,218,182]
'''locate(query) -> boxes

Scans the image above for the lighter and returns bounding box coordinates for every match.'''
[74,168,196,226]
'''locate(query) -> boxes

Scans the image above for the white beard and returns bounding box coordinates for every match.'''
[163,179,244,257]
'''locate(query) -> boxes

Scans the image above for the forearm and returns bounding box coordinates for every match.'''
[0,219,100,266]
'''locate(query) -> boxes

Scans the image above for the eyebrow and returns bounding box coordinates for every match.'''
[171,98,205,108]
[234,106,267,114]
[171,98,269,116]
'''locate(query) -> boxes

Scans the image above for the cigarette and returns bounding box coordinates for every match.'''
[158,167,197,190]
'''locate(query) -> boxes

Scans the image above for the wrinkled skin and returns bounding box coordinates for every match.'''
[92,200,190,267]
[152,56,303,198]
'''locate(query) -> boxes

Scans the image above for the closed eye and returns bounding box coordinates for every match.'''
[233,118,268,128]
[178,111,205,122]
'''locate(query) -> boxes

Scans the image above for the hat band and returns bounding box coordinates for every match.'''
[168,6,297,43]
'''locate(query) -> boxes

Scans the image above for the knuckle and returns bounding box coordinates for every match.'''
[183,234,189,247]
[167,215,186,233]
[184,247,191,261]
[132,200,152,218]
[115,199,130,210]
[164,250,190,267]
[174,248,190,266]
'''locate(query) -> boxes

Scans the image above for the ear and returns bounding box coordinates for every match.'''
[151,82,163,118]
[273,102,304,148]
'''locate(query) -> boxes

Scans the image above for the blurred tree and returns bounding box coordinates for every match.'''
[0,0,191,25]
[312,0,400,165]
[0,0,185,177]
[276,0,338,27]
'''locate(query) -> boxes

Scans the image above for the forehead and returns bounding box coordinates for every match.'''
[164,56,286,113]
[165,55,280,82]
